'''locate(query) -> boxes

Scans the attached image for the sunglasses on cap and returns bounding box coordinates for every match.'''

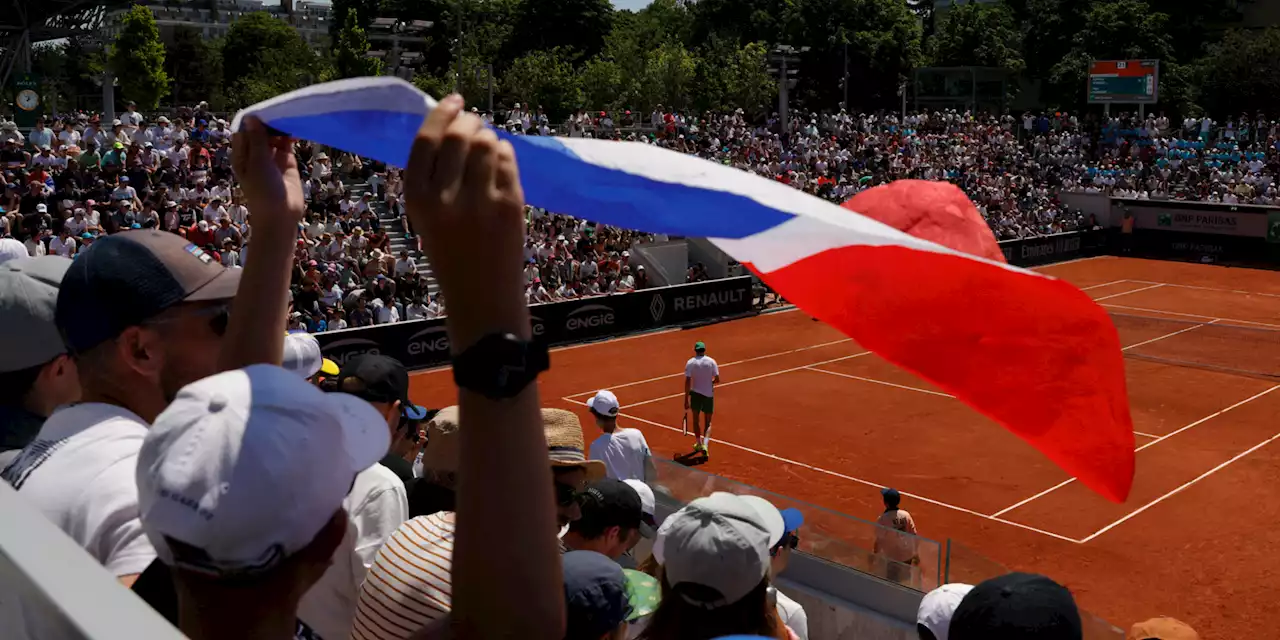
[555,481,585,508]
[770,532,800,557]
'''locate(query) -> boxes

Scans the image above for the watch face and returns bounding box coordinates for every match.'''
[16,89,39,111]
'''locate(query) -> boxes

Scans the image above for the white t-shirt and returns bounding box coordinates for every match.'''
[589,428,652,482]
[48,235,76,257]
[0,403,157,576]
[685,355,719,397]
[298,462,408,640]
[772,586,809,640]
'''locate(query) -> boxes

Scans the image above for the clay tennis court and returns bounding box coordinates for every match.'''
[407,255,1280,636]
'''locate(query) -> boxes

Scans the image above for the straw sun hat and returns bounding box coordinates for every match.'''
[543,408,606,480]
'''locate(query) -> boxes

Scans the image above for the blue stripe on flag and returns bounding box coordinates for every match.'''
[262,103,793,239]
[497,133,794,239]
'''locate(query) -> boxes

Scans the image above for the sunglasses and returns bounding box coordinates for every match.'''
[771,532,800,557]
[143,302,230,337]
[555,481,585,508]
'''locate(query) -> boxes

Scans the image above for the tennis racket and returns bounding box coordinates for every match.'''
[681,412,688,435]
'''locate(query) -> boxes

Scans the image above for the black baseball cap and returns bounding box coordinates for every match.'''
[949,572,1083,640]
[56,230,240,354]
[571,478,643,535]
[563,550,632,640]
[337,354,428,420]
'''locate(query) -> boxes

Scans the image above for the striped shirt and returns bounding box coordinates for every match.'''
[352,513,455,640]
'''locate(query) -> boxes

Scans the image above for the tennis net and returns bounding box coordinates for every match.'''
[1110,312,1280,380]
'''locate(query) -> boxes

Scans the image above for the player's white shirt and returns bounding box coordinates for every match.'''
[685,354,719,397]
[1,403,157,576]
[589,427,651,482]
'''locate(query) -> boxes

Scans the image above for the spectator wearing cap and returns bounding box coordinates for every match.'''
[1127,617,1198,640]
[0,256,79,469]
[351,408,605,639]
[1,231,241,640]
[874,487,920,585]
[767,507,808,640]
[588,389,656,483]
[641,492,795,640]
[135,364,385,639]
[290,355,418,638]
[0,237,26,262]
[337,353,429,482]
[949,572,1082,640]
[280,331,340,385]
[917,583,974,640]
[620,478,657,570]
[563,550,634,640]
[563,478,646,562]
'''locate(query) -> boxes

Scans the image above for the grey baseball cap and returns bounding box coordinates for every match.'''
[0,256,73,372]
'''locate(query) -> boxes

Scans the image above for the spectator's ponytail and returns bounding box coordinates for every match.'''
[638,576,784,640]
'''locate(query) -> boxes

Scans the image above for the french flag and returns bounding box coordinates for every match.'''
[232,77,1134,502]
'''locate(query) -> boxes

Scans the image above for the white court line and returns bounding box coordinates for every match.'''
[989,384,1280,518]
[564,337,855,398]
[1092,282,1166,302]
[1081,425,1280,543]
[1031,255,1115,269]
[1102,303,1280,329]
[1076,279,1131,291]
[618,351,873,409]
[805,366,955,398]
[1134,431,1160,439]
[598,407,1083,544]
[1125,280,1280,300]
[1120,319,1217,352]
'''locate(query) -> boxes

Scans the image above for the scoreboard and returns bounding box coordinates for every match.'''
[1087,59,1159,104]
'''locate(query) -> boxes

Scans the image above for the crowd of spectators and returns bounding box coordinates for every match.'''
[497,105,1280,242]
[0,106,658,335]
[0,97,1210,640]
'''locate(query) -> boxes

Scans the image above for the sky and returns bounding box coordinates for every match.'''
[613,0,653,9]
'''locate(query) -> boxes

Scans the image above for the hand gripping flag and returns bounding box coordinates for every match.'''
[232,77,1134,502]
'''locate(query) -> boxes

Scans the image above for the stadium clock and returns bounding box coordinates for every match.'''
[15,89,39,111]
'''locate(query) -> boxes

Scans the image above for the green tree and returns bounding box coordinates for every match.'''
[578,57,624,111]
[507,0,614,63]
[333,8,382,78]
[222,12,324,107]
[1194,28,1280,117]
[167,27,224,108]
[108,5,171,109]
[502,48,582,120]
[640,42,697,111]
[1048,0,1174,108]
[927,2,1024,73]
[693,39,775,113]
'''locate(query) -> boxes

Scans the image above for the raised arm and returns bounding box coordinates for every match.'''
[405,95,563,640]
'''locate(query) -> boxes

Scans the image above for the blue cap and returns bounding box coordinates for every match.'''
[563,551,631,640]
[881,487,901,503]
[130,223,141,229]
[79,232,93,239]
[779,508,804,535]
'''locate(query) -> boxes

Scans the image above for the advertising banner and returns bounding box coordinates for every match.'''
[316,276,755,370]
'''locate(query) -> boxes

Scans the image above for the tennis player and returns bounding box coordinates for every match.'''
[683,341,720,457]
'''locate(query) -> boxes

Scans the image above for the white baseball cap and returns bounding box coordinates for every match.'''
[653,492,783,608]
[587,389,620,417]
[281,331,339,379]
[136,364,389,578]
[623,479,656,537]
[917,583,975,640]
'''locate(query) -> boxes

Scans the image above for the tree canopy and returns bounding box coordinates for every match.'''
[108,5,171,109]
[63,0,1280,118]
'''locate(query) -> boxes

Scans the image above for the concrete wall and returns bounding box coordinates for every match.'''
[629,240,688,288]
[687,237,733,279]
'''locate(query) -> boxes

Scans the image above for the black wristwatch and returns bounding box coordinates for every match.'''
[452,333,550,400]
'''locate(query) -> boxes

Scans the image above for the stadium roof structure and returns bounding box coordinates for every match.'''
[1,0,132,88]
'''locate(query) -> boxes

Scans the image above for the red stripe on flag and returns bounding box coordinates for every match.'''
[748,245,1135,503]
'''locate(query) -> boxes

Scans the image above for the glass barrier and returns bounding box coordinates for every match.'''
[943,540,1124,640]
[652,458,944,592]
